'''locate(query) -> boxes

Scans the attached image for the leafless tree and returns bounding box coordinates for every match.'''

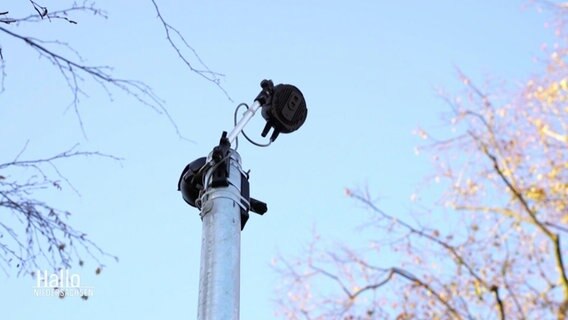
[0,1,227,276]
[0,144,120,276]
[275,3,568,320]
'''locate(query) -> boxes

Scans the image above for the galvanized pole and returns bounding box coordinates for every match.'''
[226,101,262,144]
[197,149,244,320]
[178,79,306,320]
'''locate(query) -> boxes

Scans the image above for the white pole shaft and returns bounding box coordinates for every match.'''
[197,150,243,320]
[226,101,262,144]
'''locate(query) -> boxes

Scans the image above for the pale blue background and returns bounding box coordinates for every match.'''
[0,1,557,319]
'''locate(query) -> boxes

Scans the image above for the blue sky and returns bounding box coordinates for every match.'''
[0,1,558,319]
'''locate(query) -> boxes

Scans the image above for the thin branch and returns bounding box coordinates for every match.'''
[350,269,395,300]
[150,0,232,102]
[0,48,4,93]
[0,144,120,274]
[390,267,463,319]
[348,191,489,288]
[491,285,506,320]
[480,139,568,318]
[309,264,353,299]
[29,1,48,19]
[0,23,185,138]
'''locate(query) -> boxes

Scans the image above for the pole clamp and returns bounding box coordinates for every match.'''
[178,132,267,230]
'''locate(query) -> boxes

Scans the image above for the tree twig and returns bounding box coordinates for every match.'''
[150,0,232,102]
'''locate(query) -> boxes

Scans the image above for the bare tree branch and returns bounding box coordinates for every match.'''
[0,1,232,277]
[277,9,568,314]
[0,2,199,139]
[0,144,120,276]
[150,0,232,102]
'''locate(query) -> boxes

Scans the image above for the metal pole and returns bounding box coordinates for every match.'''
[226,101,262,144]
[197,149,244,320]
[178,80,306,320]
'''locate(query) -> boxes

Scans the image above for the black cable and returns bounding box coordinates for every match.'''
[233,102,272,148]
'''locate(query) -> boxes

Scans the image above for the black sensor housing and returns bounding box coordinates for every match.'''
[260,83,307,142]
